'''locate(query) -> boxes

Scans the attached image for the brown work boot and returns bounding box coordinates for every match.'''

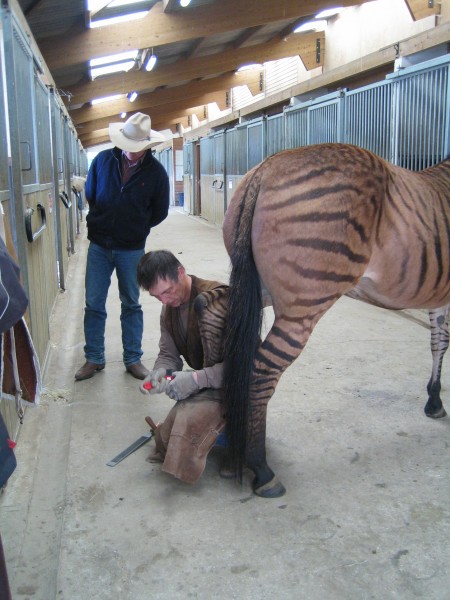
[126,361,149,380]
[75,361,105,381]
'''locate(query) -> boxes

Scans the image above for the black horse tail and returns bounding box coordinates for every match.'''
[223,167,264,481]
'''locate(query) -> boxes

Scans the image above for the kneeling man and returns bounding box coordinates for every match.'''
[137,250,228,484]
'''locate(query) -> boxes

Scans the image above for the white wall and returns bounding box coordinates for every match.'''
[324,0,438,70]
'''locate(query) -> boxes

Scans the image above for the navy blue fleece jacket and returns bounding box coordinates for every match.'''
[85,147,170,250]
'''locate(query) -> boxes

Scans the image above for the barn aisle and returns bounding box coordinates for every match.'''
[1,208,449,600]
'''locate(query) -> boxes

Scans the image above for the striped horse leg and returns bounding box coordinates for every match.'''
[426,305,450,419]
[246,311,327,497]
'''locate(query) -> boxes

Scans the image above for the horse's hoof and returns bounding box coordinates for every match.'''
[253,476,286,498]
[425,406,447,419]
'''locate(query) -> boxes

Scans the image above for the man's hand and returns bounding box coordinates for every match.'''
[167,371,199,401]
[139,368,170,395]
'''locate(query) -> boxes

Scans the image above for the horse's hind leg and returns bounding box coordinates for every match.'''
[247,311,326,498]
[425,306,449,418]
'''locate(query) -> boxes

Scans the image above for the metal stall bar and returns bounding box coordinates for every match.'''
[213,131,226,225]
[247,117,265,170]
[266,113,285,157]
[49,90,67,289]
[62,117,75,253]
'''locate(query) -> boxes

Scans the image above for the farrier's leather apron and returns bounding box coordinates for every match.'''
[147,278,228,484]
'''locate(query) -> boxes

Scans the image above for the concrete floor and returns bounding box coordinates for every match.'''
[1,209,449,600]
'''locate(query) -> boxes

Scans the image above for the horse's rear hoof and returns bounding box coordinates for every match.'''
[425,406,447,419]
[253,476,286,498]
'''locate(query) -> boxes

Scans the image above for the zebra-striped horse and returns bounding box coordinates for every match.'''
[222,143,450,498]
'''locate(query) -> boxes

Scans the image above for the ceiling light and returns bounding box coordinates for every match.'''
[179,0,192,7]
[145,53,157,72]
[120,112,127,118]
[127,91,138,102]
[91,94,123,105]
[90,11,148,28]
[315,7,344,19]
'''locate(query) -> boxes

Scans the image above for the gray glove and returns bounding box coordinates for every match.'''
[167,371,199,401]
[139,368,170,395]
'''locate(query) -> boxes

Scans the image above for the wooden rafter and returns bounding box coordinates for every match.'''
[70,69,262,124]
[66,32,322,106]
[38,0,370,71]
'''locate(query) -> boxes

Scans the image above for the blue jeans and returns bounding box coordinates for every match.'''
[84,243,144,366]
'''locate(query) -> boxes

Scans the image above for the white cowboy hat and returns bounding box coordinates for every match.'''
[109,112,165,152]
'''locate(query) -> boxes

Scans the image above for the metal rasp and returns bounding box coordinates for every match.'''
[106,430,153,467]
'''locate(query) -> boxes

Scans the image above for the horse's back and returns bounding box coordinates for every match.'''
[225,143,450,312]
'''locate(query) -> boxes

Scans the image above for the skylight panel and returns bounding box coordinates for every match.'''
[90,11,148,28]
[108,0,149,6]
[91,94,124,105]
[90,61,136,79]
[90,50,138,68]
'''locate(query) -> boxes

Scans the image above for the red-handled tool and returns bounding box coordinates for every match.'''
[142,370,174,390]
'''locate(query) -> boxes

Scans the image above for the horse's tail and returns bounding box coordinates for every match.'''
[223,167,264,481]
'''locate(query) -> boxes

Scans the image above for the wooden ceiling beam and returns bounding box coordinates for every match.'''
[66,33,321,105]
[69,69,261,124]
[184,37,206,60]
[38,0,372,71]
[232,26,263,49]
[79,127,109,140]
[300,32,324,70]
[404,0,440,22]
[76,92,229,134]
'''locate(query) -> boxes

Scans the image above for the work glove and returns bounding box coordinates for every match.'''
[167,371,199,401]
[139,368,171,395]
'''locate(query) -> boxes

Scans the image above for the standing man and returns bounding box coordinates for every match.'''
[75,113,170,381]
[137,250,228,484]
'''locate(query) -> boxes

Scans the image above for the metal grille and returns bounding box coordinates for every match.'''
[0,61,8,191]
[308,99,341,145]
[183,142,194,175]
[200,136,214,175]
[34,74,52,183]
[285,106,308,149]
[391,60,450,169]
[226,127,247,175]
[13,27,36,185]
[345,81,392,159]
[247,121,264,170]
[266,114,285,156]
[214,133,224,175]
